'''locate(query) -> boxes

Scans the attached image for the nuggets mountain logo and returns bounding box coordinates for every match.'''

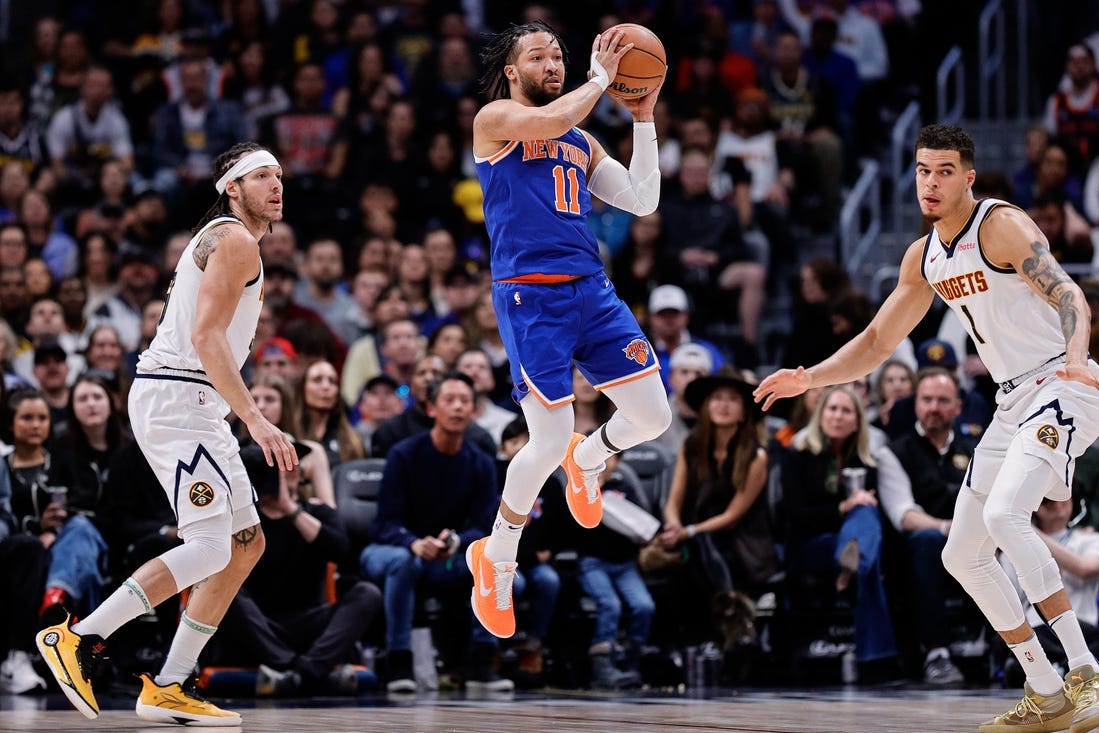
[189,481,215,507]
[622,338,649,366]
[1037,424,1060,450]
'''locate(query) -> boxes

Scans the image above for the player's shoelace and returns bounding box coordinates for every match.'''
[493,565,516,611]
[1066,675,1099,707]
[1008,690,1050,720]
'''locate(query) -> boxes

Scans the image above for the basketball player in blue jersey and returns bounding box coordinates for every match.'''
[756,124,1099,733]
[465,21,672,639]
[37,142,297,726]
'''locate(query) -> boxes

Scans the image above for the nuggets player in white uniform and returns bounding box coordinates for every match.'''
[37,142,296,726]
[756,124,1099,733]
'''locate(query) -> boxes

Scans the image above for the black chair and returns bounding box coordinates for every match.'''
[619,441,676,518]
[333,457,386,558]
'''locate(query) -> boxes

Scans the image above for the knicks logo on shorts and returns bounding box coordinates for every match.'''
[1037,424,1060,450]
[622,338,650,366]
[188,481,215,507]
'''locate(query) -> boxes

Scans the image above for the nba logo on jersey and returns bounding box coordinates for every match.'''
[188,481,215,507]
[623,338,650,366]
[514,290,522,306]
[198,390,207,405]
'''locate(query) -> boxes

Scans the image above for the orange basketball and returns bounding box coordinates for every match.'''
[606,23,666,99]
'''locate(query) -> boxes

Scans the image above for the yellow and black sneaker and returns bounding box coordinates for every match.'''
[35,612,106,719]
[135,673,242,727]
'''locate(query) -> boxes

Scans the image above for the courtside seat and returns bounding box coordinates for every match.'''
[333,457,387,558]
[619,440,676,519]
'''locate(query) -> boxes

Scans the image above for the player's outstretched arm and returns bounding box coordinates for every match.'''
[984,206,1099,390]
[192,224,297,470]
[754,239,936,410]
[473,30,631,152]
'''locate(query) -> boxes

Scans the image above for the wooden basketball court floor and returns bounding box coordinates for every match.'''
[0,685,1026,733]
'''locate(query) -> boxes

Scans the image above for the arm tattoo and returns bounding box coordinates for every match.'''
[192,226,234,271]
[1020,241,1078,341]
[232,526,259,549]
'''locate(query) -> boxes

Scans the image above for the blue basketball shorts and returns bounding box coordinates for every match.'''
[492,272,660,407]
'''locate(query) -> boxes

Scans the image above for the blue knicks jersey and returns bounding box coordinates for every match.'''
[475,128,604,280]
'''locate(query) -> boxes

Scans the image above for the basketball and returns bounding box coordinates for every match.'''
[606,23,666,99]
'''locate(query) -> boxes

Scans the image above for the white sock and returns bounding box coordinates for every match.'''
[155,612,217,686]
[1049,610,1098,672]
[1008,634,1062,696]
[72,578,151,639]
[574,426,617,471]
[484,511,524,563]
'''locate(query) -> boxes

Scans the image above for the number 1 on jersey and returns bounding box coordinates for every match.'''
[552,165,580,214]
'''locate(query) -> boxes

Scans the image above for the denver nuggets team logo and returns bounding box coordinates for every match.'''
[924,342,948,364]
[189,481,215,507]
[622,338,650,366]
[1037,425,1060,450]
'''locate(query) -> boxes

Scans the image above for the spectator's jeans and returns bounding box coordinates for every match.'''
[523,562,561,641]
[577,556,656,648]
[47,516,107,609]
[798,505,897,662]
[907,528,951,651]
[361,544,498,651]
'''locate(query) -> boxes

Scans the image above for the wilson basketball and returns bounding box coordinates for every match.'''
[607,23,666,99]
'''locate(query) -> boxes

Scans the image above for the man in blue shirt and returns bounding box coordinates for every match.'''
[359,371,512,694]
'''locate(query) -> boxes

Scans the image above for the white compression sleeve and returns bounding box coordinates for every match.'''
[587,122,660,215]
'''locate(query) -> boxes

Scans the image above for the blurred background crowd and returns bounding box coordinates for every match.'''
[4,0,1099,700]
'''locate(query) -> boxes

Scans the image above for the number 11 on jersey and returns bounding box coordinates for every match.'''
[552,165,580,214]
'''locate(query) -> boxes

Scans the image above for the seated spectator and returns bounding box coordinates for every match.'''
[293,238,360,346]
[371,353,496,459]
[1029,192,1093,266]
[5,388,105,623]
[654,342,715,455]
[885,339,993,440]
[354,374,405,454]
[89,246,161,352]
[646,284,726,394]
[782,385,898,673]
[18,189,78,280]
[252,335,301,384]
[295,359,366,469]
[870,359,915,432]
[876,368,972,684]
[246,373,335,508]
[566,453,654,689]
[45,65,133,207]
[463,289,513,406]
[658,368,776,653]
[218,444,381,696]
[427,322,467,369]
[359,372,513,694]
[456,348,514,447]
[0,441,47,694]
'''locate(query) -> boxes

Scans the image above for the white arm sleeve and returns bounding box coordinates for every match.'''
[587,122,660,216]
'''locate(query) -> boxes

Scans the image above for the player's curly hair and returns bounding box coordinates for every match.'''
[193,141,269,233]
[915,124,976,168]
[479,19,567,101]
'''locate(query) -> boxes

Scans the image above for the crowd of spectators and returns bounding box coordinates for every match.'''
[4,0,1099,700]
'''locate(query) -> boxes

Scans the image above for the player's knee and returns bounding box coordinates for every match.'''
[536,429,574,464]
[982,499,1026,544]
[940,534,969,582]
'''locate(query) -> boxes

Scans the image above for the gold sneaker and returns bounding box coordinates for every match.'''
[979,683,1076,733]
[35,613,106,719]
[1065,665,1099,733]
[135,673,242,727]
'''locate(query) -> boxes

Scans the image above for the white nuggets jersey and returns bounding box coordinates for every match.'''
[138,216,263,374]
[922,198,1064,384]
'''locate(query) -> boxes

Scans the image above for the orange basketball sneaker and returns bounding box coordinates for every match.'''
[562,432,605,528]
[466,537,517,639]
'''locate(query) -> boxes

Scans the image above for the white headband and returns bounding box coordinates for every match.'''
[215,150,280,195]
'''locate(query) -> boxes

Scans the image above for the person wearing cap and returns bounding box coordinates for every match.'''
[218,443,381,697]
[884,338,993,441]
[89,244,162,352]
[260,254,347,367]
[648,284,726,394]
[354,374,405,453]
[31,340,71,437]
[876,367,974,685]
[657,366,777,651]
[253,336,300,383]
[38,142,296,727]
[654,342,715,455]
